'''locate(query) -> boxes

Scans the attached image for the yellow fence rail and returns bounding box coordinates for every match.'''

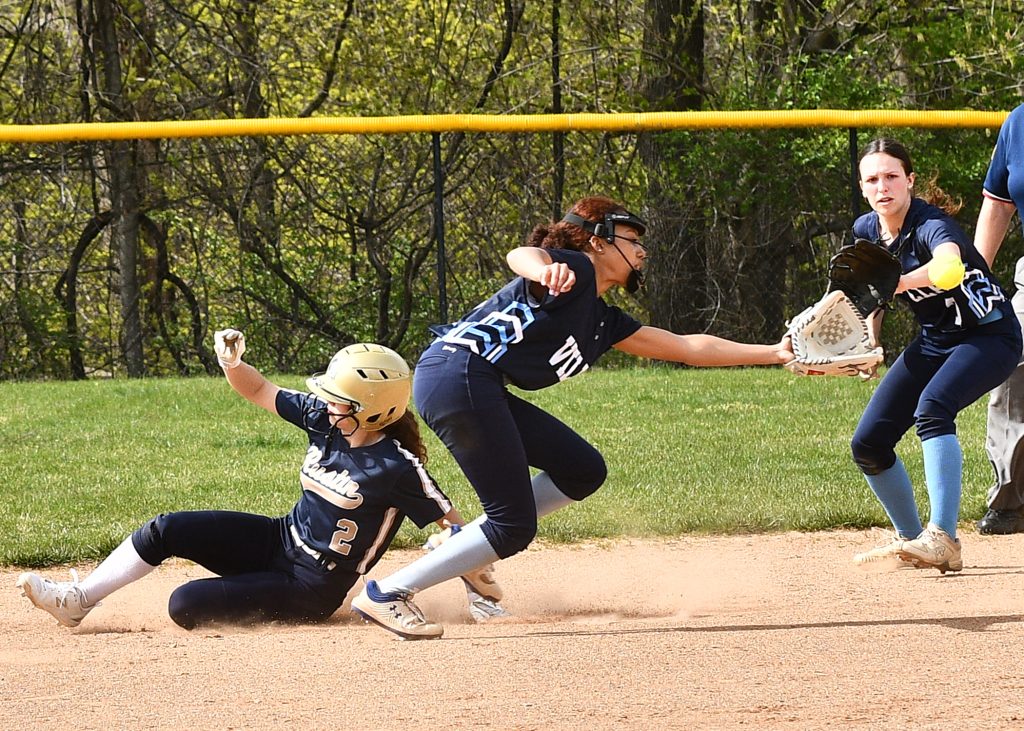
[0,109,1009,142]
[2,108,1007,325]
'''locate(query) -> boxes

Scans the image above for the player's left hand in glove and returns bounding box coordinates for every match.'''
[424,523,511,622]
[214,328,246,369]
[784,290,883,378]
[826,238,902,317]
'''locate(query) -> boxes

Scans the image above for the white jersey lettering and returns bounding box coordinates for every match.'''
[549,335,589,381]
[440,302,535,362]
[299,446,364,509]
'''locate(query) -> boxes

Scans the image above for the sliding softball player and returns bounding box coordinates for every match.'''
[17,334,506,630]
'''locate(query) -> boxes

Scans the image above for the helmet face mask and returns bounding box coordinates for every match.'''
[301,399,361,438]
[306,343,411,432]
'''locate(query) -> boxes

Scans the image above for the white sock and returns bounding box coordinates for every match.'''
[379,521,499,595]
[378,472,575,595]
[531,471,576,516]
[78,536,157,606]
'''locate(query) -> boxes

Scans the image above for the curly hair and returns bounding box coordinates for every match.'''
[382,410,428,464]
[525,195,634,251]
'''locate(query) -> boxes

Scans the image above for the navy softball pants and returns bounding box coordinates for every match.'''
[414,344,607,559]
[132,511,357,629]
[851,316,1023,475]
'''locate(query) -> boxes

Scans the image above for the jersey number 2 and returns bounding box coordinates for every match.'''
[329,519,358,556]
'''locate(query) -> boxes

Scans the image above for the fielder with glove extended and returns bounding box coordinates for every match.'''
[785,238,901,378]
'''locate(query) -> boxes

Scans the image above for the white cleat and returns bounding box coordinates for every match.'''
[16,570,94,627]
[897,524,963,574]
[351,580,443,640]
[465,583,512,623]
[853,534,917,570]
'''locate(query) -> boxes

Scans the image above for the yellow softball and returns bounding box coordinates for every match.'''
[928,252,966,290]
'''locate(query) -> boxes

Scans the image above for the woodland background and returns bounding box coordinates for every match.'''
[1,0,1022,379]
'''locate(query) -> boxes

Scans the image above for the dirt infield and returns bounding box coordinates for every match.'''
[4,529,1024,730]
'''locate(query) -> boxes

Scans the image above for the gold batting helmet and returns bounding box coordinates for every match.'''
[306,343,411,431]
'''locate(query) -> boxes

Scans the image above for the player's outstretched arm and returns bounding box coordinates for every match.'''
[892,242,963,293]
[614,325,792,367]
[213,328,280,414]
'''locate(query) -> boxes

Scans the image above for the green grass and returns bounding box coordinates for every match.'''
[0,366,993,566]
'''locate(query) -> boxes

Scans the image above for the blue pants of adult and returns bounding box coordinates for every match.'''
[414,344,607,559]
[852,317,1022,475]
[132,511,357,629]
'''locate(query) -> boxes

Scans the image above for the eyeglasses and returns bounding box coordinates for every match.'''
[610,234,646,249]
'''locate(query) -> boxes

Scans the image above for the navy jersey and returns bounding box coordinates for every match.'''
[430,249,642,390]
[852,197,1007,332]
[275,389,451,573]
[983,103,1024,227]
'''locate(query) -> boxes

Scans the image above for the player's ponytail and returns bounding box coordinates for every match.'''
[527,195,633,252]
[383,410,428,464]
[916,172,964,216]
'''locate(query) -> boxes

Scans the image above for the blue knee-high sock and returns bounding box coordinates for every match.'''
[922,434,962,538]
[863,457,922,539]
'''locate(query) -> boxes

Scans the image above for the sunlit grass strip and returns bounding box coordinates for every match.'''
[0,366,990,566]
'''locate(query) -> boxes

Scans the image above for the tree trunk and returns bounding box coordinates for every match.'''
[55,212,113,379]
[13,201,46,371]
[550,0,565,219]
[93,0,145,375]
[638,0,706,333]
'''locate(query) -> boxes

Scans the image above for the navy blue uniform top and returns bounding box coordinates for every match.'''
[852,197,1008,333]
[275,389,451,573]
[983,103,1024,227]
[430,249,643,390]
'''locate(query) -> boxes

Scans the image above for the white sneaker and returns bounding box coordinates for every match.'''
[897,524,963,574]
[464,582,512,623]
[16,570,95,627]
[853,533,917,570]
[424,524,504,601]
[351,580,443,640]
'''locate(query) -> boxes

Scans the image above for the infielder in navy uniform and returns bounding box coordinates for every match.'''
[349,195,794,639]
[849,138,1022,572]
[17,335,506,630]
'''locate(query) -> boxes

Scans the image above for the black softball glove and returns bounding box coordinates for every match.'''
[826,238,902,318]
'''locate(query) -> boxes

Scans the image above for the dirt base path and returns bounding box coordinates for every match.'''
[4,530,1024,730]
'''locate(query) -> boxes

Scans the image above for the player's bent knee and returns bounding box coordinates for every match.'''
[167,586,199,630]
[131,514,173,567]
[850,440,891,476]
[915,409,956,443]
[483,519,537,559]
[552,456,607,501]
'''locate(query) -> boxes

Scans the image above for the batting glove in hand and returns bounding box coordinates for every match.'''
[214,328,246,369]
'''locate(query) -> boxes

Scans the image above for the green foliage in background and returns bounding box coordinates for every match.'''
[0,366,992,566]
[1,1,1021,378]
